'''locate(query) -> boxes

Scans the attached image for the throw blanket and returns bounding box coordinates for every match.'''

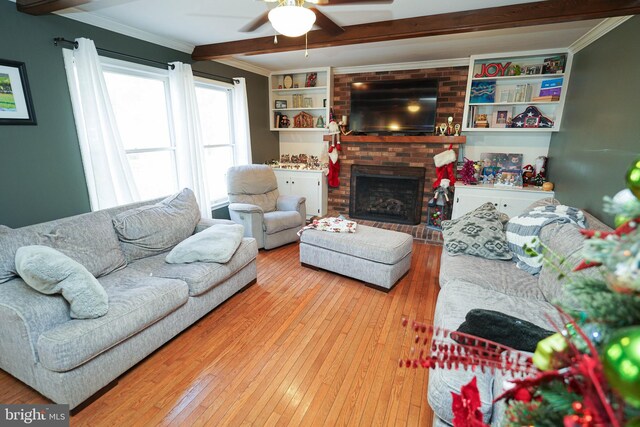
[298,217,357,236]
[506,205,586,274]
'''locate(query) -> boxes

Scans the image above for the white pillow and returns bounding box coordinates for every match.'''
[166,224,244,264]
[15,245,108,319]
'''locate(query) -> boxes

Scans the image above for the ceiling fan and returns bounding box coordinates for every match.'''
[242,0,394,37]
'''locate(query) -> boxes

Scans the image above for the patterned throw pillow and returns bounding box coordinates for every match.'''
[441,202,513,260]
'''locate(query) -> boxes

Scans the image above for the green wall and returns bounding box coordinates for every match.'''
[549,16,640,226]
[0,0,277,227]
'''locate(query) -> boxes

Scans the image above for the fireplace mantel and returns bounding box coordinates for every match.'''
[323,135,466,144]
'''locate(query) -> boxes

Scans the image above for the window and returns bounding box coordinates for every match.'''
[99,58,246,208]
[195,79,237,205]
[102,62,178,201]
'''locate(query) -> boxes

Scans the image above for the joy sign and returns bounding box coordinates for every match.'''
[474,62,512,78]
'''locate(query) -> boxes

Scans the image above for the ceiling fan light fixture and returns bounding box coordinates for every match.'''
[268,2,316,38]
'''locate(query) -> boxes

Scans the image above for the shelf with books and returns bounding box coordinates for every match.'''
[269,67,332,133]
[462,50,572,132]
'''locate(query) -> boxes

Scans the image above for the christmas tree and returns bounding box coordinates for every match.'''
[402,157,640,426]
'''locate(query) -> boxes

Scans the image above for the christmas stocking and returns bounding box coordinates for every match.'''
[433,146,457,189]
[327,140,341,188]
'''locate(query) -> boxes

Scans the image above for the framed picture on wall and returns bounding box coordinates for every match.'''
[0,59,37,125]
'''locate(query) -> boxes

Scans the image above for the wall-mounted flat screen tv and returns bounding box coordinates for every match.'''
[349,79,438,134]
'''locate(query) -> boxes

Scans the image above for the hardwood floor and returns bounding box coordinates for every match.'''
[0,242,441,426]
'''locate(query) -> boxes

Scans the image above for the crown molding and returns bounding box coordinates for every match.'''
[212,58,271,77]
[569,16,633,54]
[333,58,469,75]
[53,7,195,54]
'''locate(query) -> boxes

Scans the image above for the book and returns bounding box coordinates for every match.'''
[541,78,563,88]
[543,55,566,74]
[539,87,562,97]
[532,95,560,102]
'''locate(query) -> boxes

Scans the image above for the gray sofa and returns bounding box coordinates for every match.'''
[0,189,258,410]
[428,198,612,426]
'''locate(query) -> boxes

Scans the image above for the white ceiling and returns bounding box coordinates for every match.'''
[26,0,609,73]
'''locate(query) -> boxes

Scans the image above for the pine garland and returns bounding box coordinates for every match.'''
[565,278,640,328]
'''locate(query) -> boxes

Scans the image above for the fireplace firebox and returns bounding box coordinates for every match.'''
[349,165,426,225]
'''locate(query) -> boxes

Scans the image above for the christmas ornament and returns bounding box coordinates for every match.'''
[615,215,632,228]
[603,326,640,407]
[533,333,568,371]
[627,157,640,199]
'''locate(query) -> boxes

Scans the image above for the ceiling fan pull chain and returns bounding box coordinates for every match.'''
[305,32,309,58]
[274,33,278,44]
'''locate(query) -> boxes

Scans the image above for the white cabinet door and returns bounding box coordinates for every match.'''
[271,169,328,218]
[452,188,496,219]
[274,171,291,195]
[291,174,321,216]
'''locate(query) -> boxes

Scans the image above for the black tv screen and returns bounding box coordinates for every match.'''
[349,79,438,134]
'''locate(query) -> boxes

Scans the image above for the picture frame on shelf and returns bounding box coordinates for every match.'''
[523,116,540,128]
[305,72,317,87]
[282,74,293,89]
[275,100,287,109]
[0,59,37,125]
[303,97,313,108]
[491,108,511,128]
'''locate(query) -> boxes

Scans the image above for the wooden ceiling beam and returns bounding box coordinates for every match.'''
[192,0,640,61]
[16,0,92,15]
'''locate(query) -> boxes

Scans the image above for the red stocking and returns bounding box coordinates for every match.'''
[327,140,341,188]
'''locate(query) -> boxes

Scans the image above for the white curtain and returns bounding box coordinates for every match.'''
[168,62,212,219]
[232,77,252,165]
[62,38,139,210]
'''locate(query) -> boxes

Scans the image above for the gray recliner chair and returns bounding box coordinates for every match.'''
[227,164,306,250]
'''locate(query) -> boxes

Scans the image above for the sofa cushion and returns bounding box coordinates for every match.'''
[166,223,245,264]
[263,211,302,235]
[113,188,201,262]
[15,246,108,319]
[439,251,544,300]
[126,238,258,296]
[441,203,512,260]
[39,211,127,277]
[36,270,189,372]
[299,224,412,265]
[537,219,611,307]
[428,280,563,424]
[0,226,41,284]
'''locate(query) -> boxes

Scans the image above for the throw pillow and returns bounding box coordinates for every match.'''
[454,309,554,353]
[166,224,244,264]
[15,245,109,319]
[113,188,201,262]
[441,203,512,260]
[39,211,127,278]
[0,225,41,284]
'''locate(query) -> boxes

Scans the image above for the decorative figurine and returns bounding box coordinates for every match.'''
[454,124,461,136]
[439,123,447,136]
[446,117,454,136]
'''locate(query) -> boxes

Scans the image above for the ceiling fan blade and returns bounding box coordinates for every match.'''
[313,0,394,5]
[309,7,345,35]
[239,11,270,32]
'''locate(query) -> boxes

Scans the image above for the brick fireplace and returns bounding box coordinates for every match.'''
[327,66,468,225]
[325,135,465,224]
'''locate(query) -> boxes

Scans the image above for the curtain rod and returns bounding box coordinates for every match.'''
[53,37,239,85]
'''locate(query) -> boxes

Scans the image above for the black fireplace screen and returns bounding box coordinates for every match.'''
[349,165,426,225]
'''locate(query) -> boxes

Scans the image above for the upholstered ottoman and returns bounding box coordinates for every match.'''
[299,225,413,291]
